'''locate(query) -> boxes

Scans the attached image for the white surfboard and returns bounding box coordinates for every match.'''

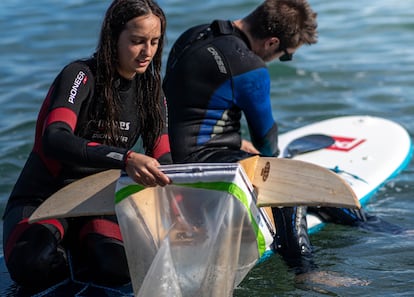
[277,115,412,233]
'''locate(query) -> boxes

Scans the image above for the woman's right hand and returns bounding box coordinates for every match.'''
[124,151,171,187]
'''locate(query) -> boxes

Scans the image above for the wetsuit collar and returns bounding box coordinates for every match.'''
[114,73,134,92]
[231,22,252,50]
[210,20,252,50]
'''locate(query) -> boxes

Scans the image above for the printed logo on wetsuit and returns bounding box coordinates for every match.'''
[92,133,128,143]
[92,121,130,143]
[119,121,130,131]
[207,47,227,74]
[106,152,124,161]
[68,71,87,104]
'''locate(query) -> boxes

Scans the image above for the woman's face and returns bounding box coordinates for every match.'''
[117,13,161,79]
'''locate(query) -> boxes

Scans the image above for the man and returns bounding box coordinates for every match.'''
[163,0,318,274]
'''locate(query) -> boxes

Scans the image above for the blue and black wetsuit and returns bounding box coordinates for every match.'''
[164,19,393,276]
[3,57,171,289]
[163,20,313,273]
[164,20,279,163]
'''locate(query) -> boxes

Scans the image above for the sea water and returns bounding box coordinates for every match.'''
[0,1,413,296]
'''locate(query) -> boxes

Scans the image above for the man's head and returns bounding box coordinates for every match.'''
[243,0,318,62]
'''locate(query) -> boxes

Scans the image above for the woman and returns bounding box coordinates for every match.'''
[2,0,170,290]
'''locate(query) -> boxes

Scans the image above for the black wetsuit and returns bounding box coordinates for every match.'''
[163,20,313,273]
[3,57,171,289]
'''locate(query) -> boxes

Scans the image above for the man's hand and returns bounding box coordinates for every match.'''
[241,139,260,154]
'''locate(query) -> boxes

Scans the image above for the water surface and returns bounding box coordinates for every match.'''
[0,1,413,296]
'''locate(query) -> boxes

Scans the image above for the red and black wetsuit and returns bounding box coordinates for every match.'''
[3,57,171,289]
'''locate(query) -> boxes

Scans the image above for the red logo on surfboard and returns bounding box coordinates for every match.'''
[327,136,366,152]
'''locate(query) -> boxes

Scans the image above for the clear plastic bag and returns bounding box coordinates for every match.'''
[115,163,273,297]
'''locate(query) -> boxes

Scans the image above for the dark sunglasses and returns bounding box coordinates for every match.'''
[279,48,293,62]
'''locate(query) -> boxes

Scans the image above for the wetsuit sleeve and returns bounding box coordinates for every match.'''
[41,62,129,169]
[233,67,279,157]
[152,95,172,165]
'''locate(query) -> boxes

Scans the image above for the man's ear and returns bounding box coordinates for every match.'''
[266,37,280,51]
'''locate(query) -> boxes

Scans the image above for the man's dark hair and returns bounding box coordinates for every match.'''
[244,0,318,49]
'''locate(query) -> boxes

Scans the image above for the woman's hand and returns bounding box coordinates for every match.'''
[125,151,171,187]
[241,139,260,154]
